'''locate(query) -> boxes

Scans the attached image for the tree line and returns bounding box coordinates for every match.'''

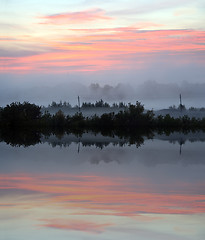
[47,99,127,109]
[0,101,205,132]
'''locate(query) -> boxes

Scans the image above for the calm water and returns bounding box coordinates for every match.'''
[0,132,205,240]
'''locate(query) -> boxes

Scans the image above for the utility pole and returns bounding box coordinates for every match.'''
[77,139,81,153]
[78,96,81,113]
[179,94,182,112]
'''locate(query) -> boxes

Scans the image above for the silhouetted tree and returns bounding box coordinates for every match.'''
[52,110,66,128]
[0,102,41,127]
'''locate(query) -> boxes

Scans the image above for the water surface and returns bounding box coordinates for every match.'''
[0,132,205,240]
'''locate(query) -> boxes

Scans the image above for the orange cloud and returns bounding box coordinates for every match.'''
[1,28,205,73]
[39,9,113,25]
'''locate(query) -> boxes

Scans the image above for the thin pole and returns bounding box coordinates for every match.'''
[78,96,80,113]
[180,94,182,112]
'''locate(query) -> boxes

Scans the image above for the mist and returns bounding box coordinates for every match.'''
[1,76,205,109]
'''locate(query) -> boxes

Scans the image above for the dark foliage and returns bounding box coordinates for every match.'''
[0,128,41,147]
[1,101,205,133]
[0,102,41,128]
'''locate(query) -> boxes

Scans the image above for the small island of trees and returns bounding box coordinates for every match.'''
[0,101,205,132]
[1,100,205,147]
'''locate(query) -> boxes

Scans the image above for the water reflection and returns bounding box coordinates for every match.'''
[0,129,41,147]
[0,129,151,148]
[0,132,205,240]
[1,129,205,150]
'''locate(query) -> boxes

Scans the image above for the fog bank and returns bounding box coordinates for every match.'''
[1,80,205,109]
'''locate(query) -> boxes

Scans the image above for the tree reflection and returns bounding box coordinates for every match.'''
[0,129,153,149]
[1,129,204,152]
[0,129,41,147]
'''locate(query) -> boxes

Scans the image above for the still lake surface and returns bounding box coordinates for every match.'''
[0,132,205,240]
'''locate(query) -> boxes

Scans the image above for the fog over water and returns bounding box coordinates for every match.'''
[1,76,205,109]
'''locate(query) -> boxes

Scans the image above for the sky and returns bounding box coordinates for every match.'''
[0,0,205,106]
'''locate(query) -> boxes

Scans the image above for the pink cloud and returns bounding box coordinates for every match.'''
[39,9,113,25]
[40,219,113,234]
[1,28,205,74]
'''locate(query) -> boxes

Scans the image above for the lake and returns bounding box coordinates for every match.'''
[0,132,205,240]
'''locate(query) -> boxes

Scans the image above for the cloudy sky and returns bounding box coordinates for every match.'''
[0,0,205,106]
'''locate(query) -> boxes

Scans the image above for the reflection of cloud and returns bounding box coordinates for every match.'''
[90,149,126,164]
[0,173,204,216]
[40,219,112,234]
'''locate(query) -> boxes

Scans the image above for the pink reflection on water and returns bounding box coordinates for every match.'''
[39,218,113,234]
[0,173,204,217]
